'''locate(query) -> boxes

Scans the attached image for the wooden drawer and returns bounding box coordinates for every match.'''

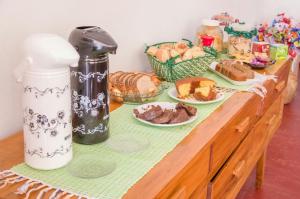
[210,129,254,199]
[210,95,284,199]
[158,147,210,199]
[258,59,290,115]
[210,96,260,174]
[189,185,207,199]
[252,95,283,153]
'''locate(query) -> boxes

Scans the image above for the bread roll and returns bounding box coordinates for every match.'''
[174,42,188,55]
[191,46,205,58]
[175,58,183,64]
[156,49,170,63]
[160,43,174,50]
[170,49,180,58]
[182,49,193,61]
[147,46,158,56]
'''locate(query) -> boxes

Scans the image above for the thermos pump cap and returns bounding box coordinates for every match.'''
[14,34,79,82]
[69,26,118,59]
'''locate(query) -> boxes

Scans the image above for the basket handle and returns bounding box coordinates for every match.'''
[181,39,193,48]
[144,44,150,53]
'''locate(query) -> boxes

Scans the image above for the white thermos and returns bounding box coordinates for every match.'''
[14,34,79,170]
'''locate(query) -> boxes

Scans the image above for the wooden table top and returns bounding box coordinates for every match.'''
[0,59,290,199]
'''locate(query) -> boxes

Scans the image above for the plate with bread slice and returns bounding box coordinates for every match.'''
[168,77,225,105]
[209,60,266,86]
[133,102,198,127]
[109,71,163,104]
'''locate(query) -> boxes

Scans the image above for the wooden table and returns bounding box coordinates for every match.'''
[0,59,291,199]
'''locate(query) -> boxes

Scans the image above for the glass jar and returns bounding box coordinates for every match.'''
[228,36,252,56]
[196,19,223,52]
[225,23,256,57]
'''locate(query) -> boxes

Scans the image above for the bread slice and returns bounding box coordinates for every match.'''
[125,73,136,93]
[131,73,144,94]
[117,72,129,92]
[110,71,123,87]
[136,75,157,96]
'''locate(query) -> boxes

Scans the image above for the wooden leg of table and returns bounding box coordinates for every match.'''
[256,151,266,189]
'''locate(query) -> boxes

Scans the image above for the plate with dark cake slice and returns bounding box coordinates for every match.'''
[133,102,198,127]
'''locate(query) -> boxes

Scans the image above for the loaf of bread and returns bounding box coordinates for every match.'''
[216,60,254,81]
[109,71,161,101]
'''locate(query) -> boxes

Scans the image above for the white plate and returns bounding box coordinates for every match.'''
[168,87,225,105]
[133,102,198,127]
[209,61,266,86]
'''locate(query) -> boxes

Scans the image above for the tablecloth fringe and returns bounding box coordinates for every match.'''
[0,170,95,199]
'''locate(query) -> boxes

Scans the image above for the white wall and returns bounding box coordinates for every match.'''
[260,0,300,22]
[0,0,272,139]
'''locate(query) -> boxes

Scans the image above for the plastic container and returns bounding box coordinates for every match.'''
[23,68,73,170]
[270,44,288,60]
[197,19,223,52]
[226,23,256,57]
[15,34,79,170]
[69,26,117,145]
[228,36,252,56]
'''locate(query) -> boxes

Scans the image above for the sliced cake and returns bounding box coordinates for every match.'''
[194,86,217,101]
[175,77,215,98]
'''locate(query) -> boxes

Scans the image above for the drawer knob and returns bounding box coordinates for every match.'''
[235,117,250,133]
[170,186,186,199]
[233,160,246,179]
[275,80,286,93]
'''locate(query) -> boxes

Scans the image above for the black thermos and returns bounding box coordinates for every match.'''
[69,26,117,144]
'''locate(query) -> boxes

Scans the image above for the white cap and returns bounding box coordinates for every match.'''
[231,23,252,32]
[23,34,79,68]
[202,19,220,27]
[14,34,79,82]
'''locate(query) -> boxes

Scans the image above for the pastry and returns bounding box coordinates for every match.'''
[135,105,163,121]
[174,42,189,55]
[169,109,190,124]
[182,49,193,61]
[160,43,174,50]
[147,40,206,64]
[147,46,158,56]
[216,60,254,81]
[194,86,217,101]
[151,110,174,124]
[191,46,205,58]
[175,58,183,63]
[175,77,216,98]
[155,49,170,63]
[170,49,180,58]
[134,103,197,124]
[176,103,197,116]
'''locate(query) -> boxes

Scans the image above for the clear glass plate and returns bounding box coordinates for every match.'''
[67,154,116,179]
